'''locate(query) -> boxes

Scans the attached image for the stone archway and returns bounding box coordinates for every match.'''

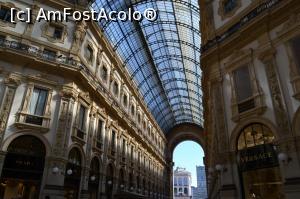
[167,122,205,160]
[0,135,46,199]
[166,122,205,198]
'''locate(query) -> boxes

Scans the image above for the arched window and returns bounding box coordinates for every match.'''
[68,148,81,166]
[1,135,46,199]
[237,123,283,199]
[65,148,82,198]
[90,157,100,179]
[237,123,275,150]
[7,135,46,156]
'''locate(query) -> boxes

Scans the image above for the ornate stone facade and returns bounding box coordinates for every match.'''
[201,0,300,199]
[0,1,168,199]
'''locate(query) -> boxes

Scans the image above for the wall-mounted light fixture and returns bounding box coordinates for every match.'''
[52,166,59,174]
[67,169,73,175]
[215,164,227,172]
[90,175,96,181]
[278,152,292,165]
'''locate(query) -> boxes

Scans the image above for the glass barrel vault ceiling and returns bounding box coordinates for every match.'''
[91,0,202,133]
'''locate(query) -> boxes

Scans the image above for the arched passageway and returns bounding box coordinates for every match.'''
[166,123,206,199]
[167,123,205,161]
[0,135,46,199]
[64,147,82,198]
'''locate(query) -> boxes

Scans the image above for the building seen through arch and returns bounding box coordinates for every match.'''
[173,167,192,199]
[0,0,300,199]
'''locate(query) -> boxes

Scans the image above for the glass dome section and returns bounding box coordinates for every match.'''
[91,0,202,132]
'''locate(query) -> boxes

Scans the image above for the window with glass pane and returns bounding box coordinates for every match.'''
[97,120,103,142]
[184,188,188,195]
[237,123,275,150]
[53,26,63,39]
[29,87,48,116]
[290,36,300,74]
[233,65,255,113]
[111,130,116,150]
[122,139,126,156]
[0,6,11,22]
[101,66,108,80]
[137,113,141,123]
[131,105,135,116]
[123,94,128,106]
[86,45,93,62]
[78,105,86,131]
[224,0,237,14]
[233,65,253,102]
[112,81,119,96]
[131,145,134,161]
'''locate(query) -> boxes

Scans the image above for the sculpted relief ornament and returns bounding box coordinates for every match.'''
[71,21,87,53]
[277,13,300,100]
[0,74,21,144]
[24,4,40,36]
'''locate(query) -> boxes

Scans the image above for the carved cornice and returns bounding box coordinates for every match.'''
[4,73,21,87]
[60,85,79,100]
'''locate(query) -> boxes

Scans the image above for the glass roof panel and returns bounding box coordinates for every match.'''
[91,0,203,132]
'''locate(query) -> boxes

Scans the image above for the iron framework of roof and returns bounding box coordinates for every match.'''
[91,0,203,133]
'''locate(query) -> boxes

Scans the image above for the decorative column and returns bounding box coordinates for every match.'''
[41,86,77,199]
[80,107,97,199]
[0,73,21,176]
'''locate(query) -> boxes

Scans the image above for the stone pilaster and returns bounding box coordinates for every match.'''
[260,50,291,137]
[41,157,68,199]
[41,86,77,198]
[0,73,20,182]
[0,74,20,146]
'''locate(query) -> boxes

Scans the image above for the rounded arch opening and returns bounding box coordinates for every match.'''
[0,135,46,199]
[235,122,284,199]
[64,147,82,199]
[166,123,206,199]
[172,141,206,199]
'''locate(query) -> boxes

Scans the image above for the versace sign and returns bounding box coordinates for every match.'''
[237,144,279,171]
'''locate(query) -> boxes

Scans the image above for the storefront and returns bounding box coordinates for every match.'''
[64,148,82,199]
[0,135,46,199]
[237,123,285,199]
